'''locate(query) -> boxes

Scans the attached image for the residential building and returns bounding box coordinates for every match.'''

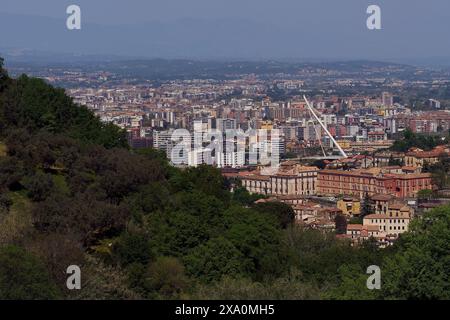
[318,168,433,199]
[337,197,361,216]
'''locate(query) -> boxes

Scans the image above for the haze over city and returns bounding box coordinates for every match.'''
[1,0,450,64]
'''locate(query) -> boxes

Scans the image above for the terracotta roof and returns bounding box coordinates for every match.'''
[394,173,432,179]
[364,213,410,220]
[371,194,394,201]
[364,214,388,219]
[239,173,270,181]
[406,146,448,158]
[389,203,404,210]
[366,225,381,232]
[347,224,363,231]
[347,224,379,232]
[319,169,377,178]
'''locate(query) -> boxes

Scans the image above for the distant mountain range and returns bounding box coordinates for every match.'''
[1,11,450,66]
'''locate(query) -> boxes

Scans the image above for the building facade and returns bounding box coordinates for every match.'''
[318,169,433,199]
[239,165,319,196]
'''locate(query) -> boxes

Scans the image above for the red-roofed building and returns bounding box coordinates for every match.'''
[317,168,433,199]
[405,145,449,168]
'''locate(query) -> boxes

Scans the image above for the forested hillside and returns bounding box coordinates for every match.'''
[0,58,448,300]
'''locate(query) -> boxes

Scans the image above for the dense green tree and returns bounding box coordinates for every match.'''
[231,186,265,206]
[417,189,435,202]
[125,182,171,216]
[135,147,171,175]
[360,193,374,218]
[96,149,166,202]
[424,153,450,189]
[193,274,321,300]
[381,205,450,299]
[252,201,295,229]
[224,206,284,279]
[25,233,85,295]
[113,232,154,266]
[283,226,382,286]
[391,129,446,152]
[71,255,141,300]
[0,157,26,191]
[184,237,248,282]
[33,193,130,245]
[22,171,54,201]
[144,257,189,299]
[334,214,348,235]
[0,73,127,148]
[169,165,230,203]
[0,245,60,299]
[324,264,378,300]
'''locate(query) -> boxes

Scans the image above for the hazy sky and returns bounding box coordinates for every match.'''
[1,0,448,25]
[1,0,450,61]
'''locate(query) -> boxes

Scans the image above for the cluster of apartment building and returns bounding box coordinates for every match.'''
[344,194,414,247]
[67,83,447,161]
[63,77,450,248]
[230,161,434,201]
[223,143,450,246]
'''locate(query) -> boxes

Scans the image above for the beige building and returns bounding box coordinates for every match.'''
[363,203,412,236]
[240,164,319,196]
[277,195,307,206]
[240,174,271,195]
[371,194,394,215]
[344,195,413,246]
[404,146,448,168]
[346,224,382,241]
[293,202,341,227]
[270,167,318,196]
[365,194,413,237]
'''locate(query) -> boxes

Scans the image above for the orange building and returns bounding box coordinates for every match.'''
[318,169,433,199]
